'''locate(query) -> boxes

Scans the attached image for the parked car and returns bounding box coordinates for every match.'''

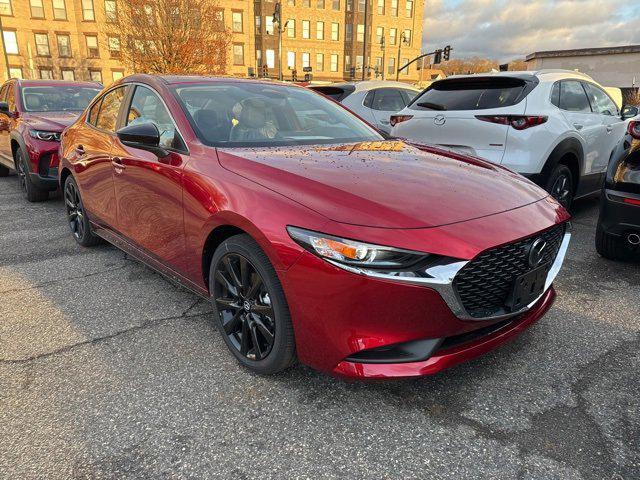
[596,115,640,261]
[59,75,571,379]
[391,70,636,209]
[0,79,101,201]
[309,81,419,133]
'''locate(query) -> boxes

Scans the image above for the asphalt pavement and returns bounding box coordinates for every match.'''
[0,173,638,479]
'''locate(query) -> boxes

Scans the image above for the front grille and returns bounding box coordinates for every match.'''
[453,224,565,318]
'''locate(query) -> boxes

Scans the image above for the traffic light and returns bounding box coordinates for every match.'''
[433,49,442,65]
[443,45,451,62]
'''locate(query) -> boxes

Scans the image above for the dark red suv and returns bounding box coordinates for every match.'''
[59,75,571,379]
[0,79,101,201]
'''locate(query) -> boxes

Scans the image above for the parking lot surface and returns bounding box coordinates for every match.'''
[0,173,638,480]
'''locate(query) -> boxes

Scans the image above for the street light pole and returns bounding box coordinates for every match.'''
[361,0,368,80]
[380,35,385,81]
[395,31,407,81]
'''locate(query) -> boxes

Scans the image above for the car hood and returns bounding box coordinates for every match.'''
[23,111,81,131]
[217,140,550,229]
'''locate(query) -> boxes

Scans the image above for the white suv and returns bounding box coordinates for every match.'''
[390,70,635,208]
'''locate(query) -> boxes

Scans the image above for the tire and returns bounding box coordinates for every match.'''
[0,163,9,177]
[545,164,574,210]
[595,224,634,262]
[16,148,48,202]
[209,234,296,374]
[63,175,101,247]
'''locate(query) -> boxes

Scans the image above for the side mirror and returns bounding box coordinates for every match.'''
[116,122,167,157]
[621,105,639,121]
[0,101,10,114]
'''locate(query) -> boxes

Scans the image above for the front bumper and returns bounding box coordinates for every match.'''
[24,138,60,191]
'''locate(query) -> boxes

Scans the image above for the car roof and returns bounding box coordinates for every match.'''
[315,80,419,92]
[443,69,594,83]
[119,73,295,87]
[16,79,102,88]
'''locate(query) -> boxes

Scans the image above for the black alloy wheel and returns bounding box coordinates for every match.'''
[213,253,276,361]
[17,159,27,193]
[546,164,574,210]
[16,148,48,202]
[64,176,100,247]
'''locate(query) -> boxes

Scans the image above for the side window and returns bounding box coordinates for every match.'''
[401,89,417,105]
[370,88,406,111]
[550,82,560,107]
[87,98,103,126]
[559,81,591,113]
[584,83,618,116]
[126,85,184,150]
[95,87,126,132]
[363,90,375,108]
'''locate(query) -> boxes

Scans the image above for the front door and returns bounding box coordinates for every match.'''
[111,85,188,272]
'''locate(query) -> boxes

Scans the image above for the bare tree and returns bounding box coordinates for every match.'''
[110,0,232,75]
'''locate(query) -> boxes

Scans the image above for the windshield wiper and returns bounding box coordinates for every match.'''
[416,101,446,111]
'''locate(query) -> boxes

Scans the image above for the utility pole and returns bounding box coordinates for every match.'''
[395,31,408,81]
[0,13,11,80]
[273,1,289,81]
[380,34,385,81]
[361,0,368,80]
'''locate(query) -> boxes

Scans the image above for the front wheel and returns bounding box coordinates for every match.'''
[209,234,296,374]
[546,164,574,210]
[16,148,48,202]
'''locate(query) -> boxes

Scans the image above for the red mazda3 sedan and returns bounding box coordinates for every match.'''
[58,75,571,379]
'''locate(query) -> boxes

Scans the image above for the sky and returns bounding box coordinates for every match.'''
[422,0,640,62]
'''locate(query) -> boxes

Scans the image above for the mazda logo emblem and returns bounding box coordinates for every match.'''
[434,114,446,126]
[528,238,547,268]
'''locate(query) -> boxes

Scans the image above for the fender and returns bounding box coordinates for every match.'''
[539,136,584,187]
[8,130,27,170]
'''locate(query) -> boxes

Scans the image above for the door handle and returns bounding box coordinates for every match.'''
[573,123,583,130]
[75,145,85,155]
[111,157,125,173]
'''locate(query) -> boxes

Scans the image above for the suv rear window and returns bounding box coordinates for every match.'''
[410,77,535,111]
[309,85,355,102]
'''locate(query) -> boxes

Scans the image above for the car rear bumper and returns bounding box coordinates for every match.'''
[599,189,640,235]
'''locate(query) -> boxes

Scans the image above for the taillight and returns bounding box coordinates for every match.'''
[628,121,640,140]
[389,115,413,127]
[475,115,548,130]
[624,197,640,207]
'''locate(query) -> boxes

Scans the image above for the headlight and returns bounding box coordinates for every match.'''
[286,226,430,270]
[29,130,61,141]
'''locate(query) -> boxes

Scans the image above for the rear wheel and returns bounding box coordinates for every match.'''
[209,234,296,374]
[0,163,8,177]
[16,148,48,202]
[64,175,101,247]
[546,164,574,210]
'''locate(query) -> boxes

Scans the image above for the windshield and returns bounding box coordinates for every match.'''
[172,82,382,147]
[21,86,101,112]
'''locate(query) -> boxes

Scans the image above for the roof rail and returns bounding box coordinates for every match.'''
[533,69,594,80]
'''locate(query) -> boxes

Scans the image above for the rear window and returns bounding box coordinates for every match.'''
[309,85,354,102]
[410,77,534,111]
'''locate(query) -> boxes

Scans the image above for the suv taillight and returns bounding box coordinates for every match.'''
[628,121,640,140]
[475,115,548,130]
[389,115,413,127]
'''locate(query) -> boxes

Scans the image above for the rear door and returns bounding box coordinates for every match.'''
[557,80,603,176]
[394,76,530,164]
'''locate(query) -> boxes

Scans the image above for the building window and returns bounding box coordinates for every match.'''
[389,27,397,45]
[9,67,22,78]
[390,0,397,15]
[316,53,323,71]
[401,57,409,74]
[286,0,295,5]
[356,24,364,42]
[108,36,120,58]
[317,0,325,7]
[302,52,310,69]
[265,16,274,34]
[61,68,75,80]
[302,0,310,6]
[403,29,411,45]
[376,26,383,44]
[57,34,71,57]
[345,24,352,41]
[330,53,338,72]
[377,0,384,14]
[82,0,94,20]
[232,11,243,33]
[254,15,260,32]
[39,68,53,79]
[357,0,365,11]
[375,56,382,73]
[346,0,352,11]
[265,49,275,68]
[89,69,102,83]
[330,22,339,41]
[232,43,244,65]
[30,0,45,18]
[53,0,67,19]
[85,35,99,57]
[34,33,50,56]
[356,55,363,71]
[2,31,18,54]
[344,54,351,71]
[287,51,295,69]
[302,20,310,39]
[111,70,124,82]
[256,49,262,67]
[0,0,11,15]
[316,21,324,40]
[387,57,395,74]
[332,0,339,9]
[105,0,117,22]
[287,19,295,37]
[405,0,412,17]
